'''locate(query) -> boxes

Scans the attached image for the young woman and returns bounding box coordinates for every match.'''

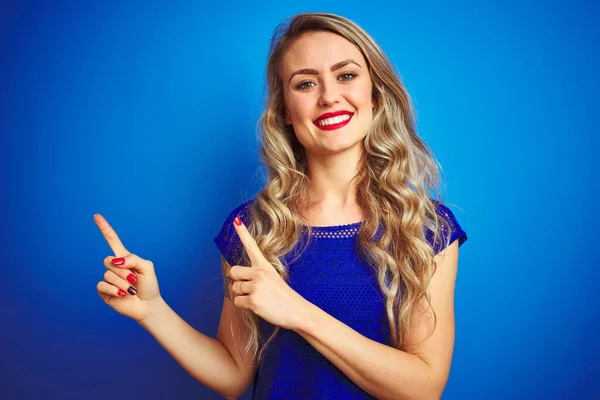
[95,12,467,400]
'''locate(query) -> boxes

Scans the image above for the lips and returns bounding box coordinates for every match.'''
[313,110,354,131]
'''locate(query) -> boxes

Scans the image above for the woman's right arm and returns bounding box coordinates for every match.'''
[138,294,256,399]
[94,214,256,399]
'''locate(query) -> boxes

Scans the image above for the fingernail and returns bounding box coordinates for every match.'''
[234,216,242,226]
[127,273,137,284]
[112,257,125,265]
[127,286,137,296]
[117,289,127,297]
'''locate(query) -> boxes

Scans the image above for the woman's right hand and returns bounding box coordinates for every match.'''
[94,213,162,322]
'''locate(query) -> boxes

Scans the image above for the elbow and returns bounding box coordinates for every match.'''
[199,369,251,400]
[422,376,448,400]
[382,382,445,400]
[217,372,253,400]
[401,387,444,400]
[412,376,446,400]
[419,363,449,400]
[427,388,444,400]
[400,374,448,400]
[219,387,245,400]
[217,381,250,400]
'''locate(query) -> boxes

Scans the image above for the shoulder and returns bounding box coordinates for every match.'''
[221,199,255,226]
[431,200,458,225]
[213,199,256,266]
[426,199,468,255]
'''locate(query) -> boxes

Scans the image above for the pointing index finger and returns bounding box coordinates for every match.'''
[94,214,129,257]
[233,216,263,265]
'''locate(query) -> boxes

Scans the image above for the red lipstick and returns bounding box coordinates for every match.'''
[313,110,354,131]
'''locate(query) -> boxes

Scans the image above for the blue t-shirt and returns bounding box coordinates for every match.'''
[214,199,467,399]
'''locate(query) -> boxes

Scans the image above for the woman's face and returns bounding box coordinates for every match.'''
[281,31,374,156]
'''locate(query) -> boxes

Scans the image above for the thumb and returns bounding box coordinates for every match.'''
[110,253,154,276]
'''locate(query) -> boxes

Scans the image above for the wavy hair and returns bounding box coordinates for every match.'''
[225,12,452,365]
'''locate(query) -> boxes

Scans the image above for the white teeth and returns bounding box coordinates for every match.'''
[316,114,351,126]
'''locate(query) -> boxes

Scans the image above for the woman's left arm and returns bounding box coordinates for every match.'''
[294,241,459,400]
[229,219,459,400]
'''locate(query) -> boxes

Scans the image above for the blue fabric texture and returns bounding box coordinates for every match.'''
[213,199,467,399]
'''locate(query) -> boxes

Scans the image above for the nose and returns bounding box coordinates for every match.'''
[318,78,340,107]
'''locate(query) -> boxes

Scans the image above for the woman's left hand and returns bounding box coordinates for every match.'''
[228,216,310,331]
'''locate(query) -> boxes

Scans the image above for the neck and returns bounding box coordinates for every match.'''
[304,145,363,209]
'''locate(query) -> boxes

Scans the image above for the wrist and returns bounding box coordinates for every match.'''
[293,298,318,335]
[137,296,168,328]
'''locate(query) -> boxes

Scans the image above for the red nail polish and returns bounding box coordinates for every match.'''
[127,273,137,284]
[112,257,125,265]
[234,216,242,226]
[117,289,127,297]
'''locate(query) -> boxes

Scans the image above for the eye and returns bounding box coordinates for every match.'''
[338,71,357,81]
[296,80,316,90]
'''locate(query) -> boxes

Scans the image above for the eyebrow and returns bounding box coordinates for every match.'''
[288,59,362,83]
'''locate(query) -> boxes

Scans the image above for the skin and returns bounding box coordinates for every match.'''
[96,30,459,400]
[283,31,374,157]
[282,31,374,224]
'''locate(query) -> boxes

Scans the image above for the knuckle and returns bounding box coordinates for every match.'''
[103,270,112,280]
[130,253,152,269]
[255,269,266,278]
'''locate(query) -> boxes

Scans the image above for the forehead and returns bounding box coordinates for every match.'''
[282,31,366,76]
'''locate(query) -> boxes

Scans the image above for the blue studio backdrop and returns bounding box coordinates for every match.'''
[1,1,598,399]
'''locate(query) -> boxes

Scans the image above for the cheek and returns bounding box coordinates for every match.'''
[347,84,373,108]
[287,95,313,123]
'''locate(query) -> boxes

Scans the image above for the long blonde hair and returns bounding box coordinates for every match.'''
[226,12,452,365]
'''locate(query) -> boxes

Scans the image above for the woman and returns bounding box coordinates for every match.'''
[95,12,467,400]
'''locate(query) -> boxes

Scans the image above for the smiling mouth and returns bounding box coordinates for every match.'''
[313,113,353,131]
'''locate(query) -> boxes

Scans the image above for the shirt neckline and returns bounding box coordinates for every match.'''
[303,221,362,239]
[303,221,362,231]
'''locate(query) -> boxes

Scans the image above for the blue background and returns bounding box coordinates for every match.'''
[1,0,598,399]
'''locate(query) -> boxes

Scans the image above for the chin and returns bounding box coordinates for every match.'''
[311,138,365,156]
[296,124,368,155]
